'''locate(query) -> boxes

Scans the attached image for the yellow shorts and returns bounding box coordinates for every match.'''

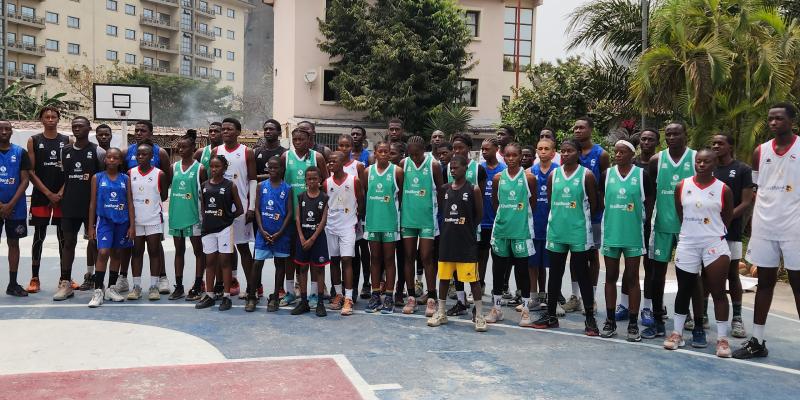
[438,262,479,283]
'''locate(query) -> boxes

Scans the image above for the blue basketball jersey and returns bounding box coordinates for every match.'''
[255,180,292,250]
[579,143,604,224]
[531,162,559,238]
[0,144,27,219]
[480,161,507,228]
[96,171,130,224]
[126,143,161,169]
[357,148,371,166]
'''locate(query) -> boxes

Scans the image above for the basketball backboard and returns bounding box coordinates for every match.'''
[93,84,152,121]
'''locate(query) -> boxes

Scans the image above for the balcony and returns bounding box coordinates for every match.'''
[195,69,211,80]
[142,0,179,7]
[140,40,180,54]
[140,16,180,31]
[6,41,45,56]
[194,26,217,40]
[7,70,45,83]
[141,63,178,76]
[195,6,216,19]
[181,0,194,7]
[6,12,46,29]
[195,50,214,62]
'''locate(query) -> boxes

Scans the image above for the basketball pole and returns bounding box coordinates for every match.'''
[122,119,128,148]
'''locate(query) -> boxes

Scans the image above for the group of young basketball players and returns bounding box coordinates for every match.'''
[1,103,799,361]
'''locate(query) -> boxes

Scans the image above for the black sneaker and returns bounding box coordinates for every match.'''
[316,301,327,317]
[186,286,202,301]
[507,295,522,306]
[532,313,559,329]
[168,286,185,300]
[732,337,769,359]
[6,283,28,297]
[219,296,232,311]
[244,295,258,312]
[627,324,642,342]
[585,317,600,336]
[600,319,616,338]
[195,294,215,309]
[291,299,310,315]
[360,283,371,299]
[446,301,468,316]
[79,273,94,291]
[267,294,279,312]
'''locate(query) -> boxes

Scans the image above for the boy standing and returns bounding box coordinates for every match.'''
[0,120,31,297]
[292,167,330,317]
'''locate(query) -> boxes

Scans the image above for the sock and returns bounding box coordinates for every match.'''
[456,291,466,304]
[194,276,203,288]
[9,271,18,285]
[94,271,106,290]
[716,320,730,338]
[620,293,629,308]
[643,298,653,310]
[310,282,318,296]
[206,291,215,298]
[732,302,742,318]
[474,298,483,315]
[133,277,142,287]
[223,292,230,298]
[175,276,183,289]
[232,269,237,279]
[416,274,423,282]
[334,284,342,295]
[753,324,765,341]
[694,313,704,329]
[673,313,687,333]
[150,276,158,287]
[522,297,530,308]
[345,288,353,300]
[86,265,95,275]
[438,299,446,311]
[109,271,119,286]
[493,294,502,310]
[571,282,580,298]
[285,279,294,293]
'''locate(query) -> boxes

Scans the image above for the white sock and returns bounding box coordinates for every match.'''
[133,277,141,287]
[285,279,294,293]
[753,324,765,341]
[150,276,158,287]
[334,284,342,295]
[643,298,653,310]
[345,288,353,300]
[438,299,446,311]
[493,294,502,310]
[522,297,530,308]
[716,320,730,338]
[475,298,483,315]
[673,313,687,333]
[620,293,629,308]
[571,282,580,297]
[232,269,237,278]
[206,291,214,298]
[310,281,318,295]
[86,265,94,275]
[223,292,230,298]
[416,274,423,282]
[456,291,466,304]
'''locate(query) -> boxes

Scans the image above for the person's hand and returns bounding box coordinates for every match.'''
[88,227,96,241]
[260,229,271,242]
[126,226,135,241]
[301,238,313,251]
[0,203,11,219]
[246,210,255,224]
[46,192,61,204]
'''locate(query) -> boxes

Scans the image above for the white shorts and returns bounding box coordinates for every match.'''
[746,238,800,271]
[135,224,163,236]
[231,214,254,244]
[326,230,356,258]
[675,238,730,274]
[727,240,742,260]
[202,226,234,254]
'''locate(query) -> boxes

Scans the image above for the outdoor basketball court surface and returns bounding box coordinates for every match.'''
[1,227,798,399]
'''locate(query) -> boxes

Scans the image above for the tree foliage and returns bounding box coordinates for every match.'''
[0,80,72,120]
[319,0,474,133]
[425,104,472,137]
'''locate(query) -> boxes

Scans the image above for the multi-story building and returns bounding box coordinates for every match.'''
[268,0,543,138]
[0,0,254,106]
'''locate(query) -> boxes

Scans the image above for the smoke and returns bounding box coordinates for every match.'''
[177,86,226,128]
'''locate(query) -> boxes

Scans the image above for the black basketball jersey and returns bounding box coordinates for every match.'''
[255,146,286,179]
[201,179,236,234]
[31,133,70,206]
[61,143,102,219]
[298,191,328,234]
[439,182,478,263]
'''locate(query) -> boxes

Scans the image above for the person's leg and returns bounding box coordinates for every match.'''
[145,235,163,291]
[297,265,309,298]
[358,238,371,287]
[545,250,567,318]
[31,224,48,279]
[94,248,111,290]
[237,243,254,297]
[672,267,697,335]
[274,257,287,297]
[108,249,121,287]
[189,236,205,291]
[477,231,490,290]
[60,223,79,283]
[382,241,397,298]
[789,270,800,318]
[491,253,510,311]
[342,256,354,299]
[691,274,705,329]
[173,237,186,291]
[330,256,342,295]
[131,236,146,280]
[86,238,97,281]
[513,257,530,305]
[369,241,383,292]
[204,252,218,296]
[7,237,22,289]
[221,251,233,295]
[420,238,436,301]
[650,260,668,326]
[571,251,595,316]
[604,255,621,323]
[623,256,642,323]
[703,256,731,338]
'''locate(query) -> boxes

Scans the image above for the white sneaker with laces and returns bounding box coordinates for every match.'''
[88,289,104,308]
[127,285,143,300]
[53,280,74,301]
[475,314,488,332]
[485,308,504,323]
[427,310,448,327]
[114,277,130,293]
[519,308,533,327]
[149,285,161,300]
[466,291,474,304]
[157,276,171,294]
[104,287,125,302]
[563,295,583,313]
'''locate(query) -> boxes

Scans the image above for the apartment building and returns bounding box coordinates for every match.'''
[269,0,542,137]
[0,0,254,104]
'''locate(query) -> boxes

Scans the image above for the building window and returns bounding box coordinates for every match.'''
[46,12,59,24]
[22,35,36,46]
[198,44,208,53]
[213,5,222,15]
[7,32,17,44]
[226,71,234,81]
[143,57,154,66]
[227,8,235,18]
[459,79,478,107]
[68,16,80,29]
[21,6,35,18]
[198,66,208,75]
[106,25,118,37]
[46,67,59,78]
[226,30,235,40]
[107,0,118,11]
[143,8,153,19]
[125,29,135,40]
[323,70,340,102]
[68,43,80,55]
[181,57,192,76]
[106,50,118,61]
[22,63,36,75]
[7,61,17,73]
[213,27,222,37]
[181,10,192,30]
[125,4,136,15]
[212,69,221,78]
[226,51,234,61]
[213,48,221,58]
[45,39,59,52]
[143,32,154,42]
[503,7,533,72]
[464,10,479,38]
[125,53,136,64]
[6,3,16,15]
[502,95,511,105]
[181,34,192,54]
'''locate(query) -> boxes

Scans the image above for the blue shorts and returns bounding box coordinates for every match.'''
[255,247,290,261]
[97,217,133,249]
[255,230,291,260]
[528,239,549,268]
[293,230,330,267]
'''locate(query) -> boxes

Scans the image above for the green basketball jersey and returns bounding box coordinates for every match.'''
[547,165,592,246]
[492,169,532,240]
[169,160,201,230]
[401,155,437,230]
[448,159,479,185]
[285,149,317,200]
[365,163,400,233]
[199,145,213,171]
[602,165,645,248]
[653,148,696,233]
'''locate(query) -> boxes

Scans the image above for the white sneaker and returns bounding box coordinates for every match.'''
[563,295,582,313]
[127,285,142,300]
[114,277,130,293]
[519,308,533,327]
[53,280,74,301]
[466,291,474,304]
[475,313,488,332]
[104,287,125,302]
[157,276,171,294]
[485,308,504,323]
[427,310,448,327]
[88,289,104,308]
[238,289,248,300]
[556,303,566,317]
[148,285,161,300]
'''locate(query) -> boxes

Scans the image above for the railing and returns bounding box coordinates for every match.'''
[7,70,45,82]
[140,63,176,75]
[140,15,179,30]
[6,12,46,27]
[140,40,178,53]
[195,5,216,18]
[195,50,214,61]
[141,0,179,7]
[6,41,46,56]
[194,26,217,40]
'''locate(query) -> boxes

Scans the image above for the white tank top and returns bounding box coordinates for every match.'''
[218,144,249,207]
[678,177,727,246]
[325,174,359,236]
[343,159,362,178]
[751,136,800,239]
[130,166,163,226]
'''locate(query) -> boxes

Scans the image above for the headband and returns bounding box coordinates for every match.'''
[616,140,636,153]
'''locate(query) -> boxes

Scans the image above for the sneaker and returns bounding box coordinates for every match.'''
[365,293,381,313]
[703,314,710,330]
[70,280,80,290]
[244,296,258,312]
[53,280,74,301]
[380,295,394,314]
[316,301,327,317]
[466,291,474,304]
[563,295,582,313]
[402,296,417,314]
[267,294,279,312]
[501,290,512,300]
[585,317,600,336]
[195,294,215,309]
[157,276,170,294]
[427,310,448,327]
[279,292,297,306]
[684,314,695,331]
[26,277,41,293]
[186,286,203,301]
[238,288,248,300]
[519,307,533,327]
[148,286,160,301]
[655,321,666,337]
[425,298,436,317]
[230,278,240,297]
[641,326,658,340]
[168,286,185,300]
[446,301,467,316]
[600,320,617,338]
[507,295,522,307]
[219,296,232,311]
[485,308,504,323]
[341,298,354,316]
[532,313,559,329]
[732,337,769,359]
[360,282,371,299]
[330,294,344,310]
[515,303,525,312]
[308,293,319,309]
[475,313,488,332]
[614,304,629,321]
[447,283,456,300]
[415,279,424,298]
[663,331,685,350]
[394,292,405,307]
[104,287,125,302]
[691,328,708,348]
[640,308,655,328]
[627,324,642,342]
[556,303,566,317]
[6,283,28,297]
[88,289,104,308]
[731,317,747,338]
[79,273,94,291]
[529,297,543,311]
[114,277,130,293]
[716,337,732,358]
[127,285,143,300]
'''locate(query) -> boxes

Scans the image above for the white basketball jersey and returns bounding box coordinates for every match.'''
[343,159,362,178]
[678,177,727,245]
[218,144,249,207]
[130,166,163,226]
[751,136,800,239]
[325,174,359,236]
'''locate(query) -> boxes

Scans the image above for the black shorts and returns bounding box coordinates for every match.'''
[293,231,330,267]
[477,227,492,247]
[61,217,89,235]
[0,219,27,239]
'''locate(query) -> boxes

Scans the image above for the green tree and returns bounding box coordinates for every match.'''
[0,81,71,120]
[425,104,471,137]
[319,0,474,133]
[567,0,655,63]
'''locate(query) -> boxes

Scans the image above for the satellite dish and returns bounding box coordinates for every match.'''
[303,70,318,84]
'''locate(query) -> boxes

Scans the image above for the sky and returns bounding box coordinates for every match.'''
[535,0,589,62]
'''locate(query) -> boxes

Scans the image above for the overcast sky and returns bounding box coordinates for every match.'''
[535,0,589,62]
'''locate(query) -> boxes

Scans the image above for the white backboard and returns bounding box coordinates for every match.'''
[93,84,152,121]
